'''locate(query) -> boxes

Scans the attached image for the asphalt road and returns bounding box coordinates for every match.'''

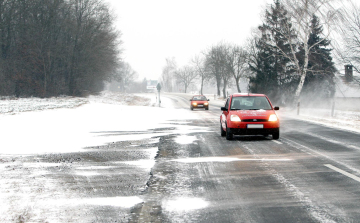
[137,93,360,223]
[3,93,360,222]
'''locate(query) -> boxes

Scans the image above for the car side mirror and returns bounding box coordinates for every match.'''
[274,106,279,110]
[208,99,210,101]
[221,107,227,111]
[189,99,192,101]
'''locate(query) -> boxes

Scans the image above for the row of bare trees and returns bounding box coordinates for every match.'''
[160,43,249,97]
[0,0,121,97]
[160,0,360,105]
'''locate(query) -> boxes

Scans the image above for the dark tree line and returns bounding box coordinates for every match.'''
[0,0,121,97]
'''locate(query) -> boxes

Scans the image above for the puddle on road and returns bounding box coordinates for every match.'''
[45,196,143,208]
[171,157,292,163]
[118,160,156,169]
[80,196,143,208]
[22,162,65,168]
[76,166,118,170]
[163,197,209,212]
[74,171,102,176]
[174,135,197,145]
[114,146,158,169]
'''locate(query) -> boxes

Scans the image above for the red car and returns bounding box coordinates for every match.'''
[190,95,210,110]
[220,93,280,140]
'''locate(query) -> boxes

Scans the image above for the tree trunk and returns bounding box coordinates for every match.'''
[222,78,227,98]
[294,47,309,103]
[235,77,241,93]
[216,76,221,96]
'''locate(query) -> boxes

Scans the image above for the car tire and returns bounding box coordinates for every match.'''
[205,106,209,110]
[190,106,193,110]
[226,124,233,140]
[272,130,280,140]
[220,122,226,137]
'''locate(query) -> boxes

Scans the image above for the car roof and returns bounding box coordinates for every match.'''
[231,93,266,97]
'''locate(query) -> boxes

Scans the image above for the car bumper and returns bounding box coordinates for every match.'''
[192,105,208,108]
[229,127,279,135]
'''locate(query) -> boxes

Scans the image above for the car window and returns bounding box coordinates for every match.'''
[230,97,242,110]
[230,96,271,110]
[193,96,207,101]
[224,98,229,109]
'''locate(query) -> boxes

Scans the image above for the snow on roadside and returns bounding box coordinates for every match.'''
[281,107,360,133]
[0,96,88,114]
[1,91,359,156]
[0,91,207,155]
[0,91,155,115]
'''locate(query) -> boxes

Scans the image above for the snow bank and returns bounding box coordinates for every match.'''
[0,96,88,114]
[0,91,207,155]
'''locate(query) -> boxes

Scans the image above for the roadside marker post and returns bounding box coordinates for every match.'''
[156,83,161,107]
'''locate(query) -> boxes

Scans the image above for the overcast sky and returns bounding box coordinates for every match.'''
[105,0,272,81]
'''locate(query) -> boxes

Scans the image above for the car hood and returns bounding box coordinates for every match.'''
[231,110,276,119]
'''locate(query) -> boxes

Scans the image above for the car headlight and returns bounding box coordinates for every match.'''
[204,102,209,105]
[192,102,197,106]
[230,115,241,122]
[268,114,278,121]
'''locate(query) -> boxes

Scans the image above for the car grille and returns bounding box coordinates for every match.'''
[242,119,268,122]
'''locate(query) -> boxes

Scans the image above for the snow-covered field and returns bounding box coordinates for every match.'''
[282,107,360,134]
[0,91,359,156]
[0,92,208,155]
[0,92,152,115]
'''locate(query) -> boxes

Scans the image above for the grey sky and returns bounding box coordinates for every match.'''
[105,0,272,81]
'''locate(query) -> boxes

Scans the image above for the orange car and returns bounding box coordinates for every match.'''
[190,95,210,110]
[220,93,280,140]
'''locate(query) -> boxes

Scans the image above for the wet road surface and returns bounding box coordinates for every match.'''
[2,93,360,222]
[136,93,360,222]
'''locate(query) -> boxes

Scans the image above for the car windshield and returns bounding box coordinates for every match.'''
[230,96,272,110]
[193,96,207,101]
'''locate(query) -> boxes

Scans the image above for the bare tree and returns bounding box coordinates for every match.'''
[334,1,360,75]
[205,43,230,97]
[160,57,177,92]
[227,45,249,93]
[175,66,197,93]
[191,54,209,95]
[119,62,138,92]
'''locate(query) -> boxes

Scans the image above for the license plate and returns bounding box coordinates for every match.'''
[197,105,203,107]
[247,124,263,129]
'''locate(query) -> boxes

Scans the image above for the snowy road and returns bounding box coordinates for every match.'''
[1,92,360,222]
[142,93,360,222]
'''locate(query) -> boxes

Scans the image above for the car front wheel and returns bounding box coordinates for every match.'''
[220,122,226,137]
[272,130,280,140]
[226,124,233,140]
